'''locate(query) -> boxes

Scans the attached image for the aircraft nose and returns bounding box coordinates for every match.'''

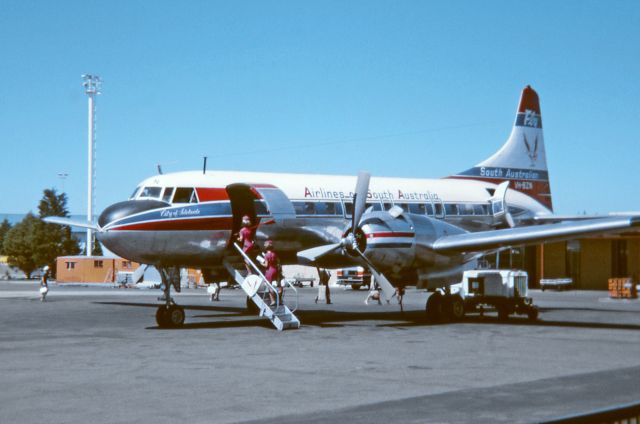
[99,199,169,228]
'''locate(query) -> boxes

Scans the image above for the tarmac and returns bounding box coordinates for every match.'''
[1,280,640,424]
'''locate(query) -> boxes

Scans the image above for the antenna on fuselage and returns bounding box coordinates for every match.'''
[157,164,163,175]
[202,156,208,174]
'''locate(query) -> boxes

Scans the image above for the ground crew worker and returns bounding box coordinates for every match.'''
[263,240,281,306]
[40,266,50,302]
[315,268,332,304]
[237,215,256,274]
[365,281,382,305]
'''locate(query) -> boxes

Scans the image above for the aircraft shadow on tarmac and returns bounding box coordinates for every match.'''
[94,301,640,332]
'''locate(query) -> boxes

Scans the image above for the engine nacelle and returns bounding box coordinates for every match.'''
[359,211,468,279]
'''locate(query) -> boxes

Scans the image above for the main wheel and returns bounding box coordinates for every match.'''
[166,305,185,327]
[156,306,170,328]
[447,295,465,321]
[426,291,444,322]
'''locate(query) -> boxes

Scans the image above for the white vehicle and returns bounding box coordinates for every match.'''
[336,266,371,290]
[444,270,538,321]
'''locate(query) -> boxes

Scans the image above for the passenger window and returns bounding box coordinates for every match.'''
[293,201,306,215]
[444,203,458,215]
[383,202,394,211]
[473,204,486,215]
[304,202,315,215]
[434,203,443,216]
[365,202,382,212]
[425,203,434,216]
[343,201,354,217]
[460,204,475,215]
[140,186,161,199]
[162,187,175,203]
[409,203,426,214]
[254,200,269,216]
[173,187,195,203]
[316,202,337,215]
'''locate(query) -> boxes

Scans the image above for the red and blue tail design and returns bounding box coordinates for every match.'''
[451,85,553,211]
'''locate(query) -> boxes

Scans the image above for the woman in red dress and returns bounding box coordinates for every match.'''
[237,215,256,274]
[263,240,282,306]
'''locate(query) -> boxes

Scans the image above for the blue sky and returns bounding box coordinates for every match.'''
[0,0,639,216]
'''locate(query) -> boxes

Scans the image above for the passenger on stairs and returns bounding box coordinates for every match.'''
[237,215,256,274]
[263,240,282,306]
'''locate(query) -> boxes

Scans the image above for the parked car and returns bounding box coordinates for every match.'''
[336,266,371,290]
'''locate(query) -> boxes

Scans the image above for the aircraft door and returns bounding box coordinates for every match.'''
[225,184,296,241]
[226,184,260,243]
[251,186,296,223]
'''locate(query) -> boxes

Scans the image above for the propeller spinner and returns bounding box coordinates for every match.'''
[297,171,397,301]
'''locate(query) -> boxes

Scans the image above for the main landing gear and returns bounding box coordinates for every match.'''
[156,267,185,328]
[425,290,465,323]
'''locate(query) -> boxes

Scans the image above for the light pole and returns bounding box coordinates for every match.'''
[82,74,101,257]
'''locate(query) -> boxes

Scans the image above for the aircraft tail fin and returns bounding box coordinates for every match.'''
[451,85,553,211]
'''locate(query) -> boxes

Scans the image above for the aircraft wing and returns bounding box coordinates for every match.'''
[529,212,640,224]
[43,216,99,230]
[432,216,640,253]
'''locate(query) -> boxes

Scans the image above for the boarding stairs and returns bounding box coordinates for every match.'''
[223,243,300,331]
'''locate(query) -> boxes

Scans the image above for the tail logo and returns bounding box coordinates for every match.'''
[523,134,539,166]
[523,109,539,127]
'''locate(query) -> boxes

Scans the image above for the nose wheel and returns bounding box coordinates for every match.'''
[156,266,186,328]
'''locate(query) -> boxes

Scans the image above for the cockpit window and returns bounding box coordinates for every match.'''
[173,187,198,203]
[130,186,142,200]
[162,187,175,203]
[139,186,161,199]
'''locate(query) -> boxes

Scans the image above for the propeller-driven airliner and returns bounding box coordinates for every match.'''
[47,86,640,329]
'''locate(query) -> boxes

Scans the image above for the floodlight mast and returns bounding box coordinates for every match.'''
[82,74,101,257]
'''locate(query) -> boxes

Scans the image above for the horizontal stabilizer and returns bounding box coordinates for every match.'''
[43,216,99,231]
[433,216,640,253]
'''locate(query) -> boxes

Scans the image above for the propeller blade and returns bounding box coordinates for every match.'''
[352,171,371,231]
[353,248,395,302]
[43,216,100,231]
[297,243,341,263]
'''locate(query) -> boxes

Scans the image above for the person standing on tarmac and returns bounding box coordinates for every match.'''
[40,266,50,302]
[315,268,332,304]
[237,215,256,274]
[263,240,282,306]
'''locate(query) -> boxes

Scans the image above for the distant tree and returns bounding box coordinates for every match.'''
[3,213,39,278]
[36,188,80,272]
[0,218,12,255]
[4,189,81,278]
[38,188,70,218]
[92,238,104,256]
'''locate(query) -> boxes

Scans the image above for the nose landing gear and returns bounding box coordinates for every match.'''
[156,267,186,328]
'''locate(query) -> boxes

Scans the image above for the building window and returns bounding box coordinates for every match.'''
[122,261,132,269]
[66,262,76,270]
[94,260,103,268]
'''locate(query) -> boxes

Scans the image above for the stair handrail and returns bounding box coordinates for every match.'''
[282,278,299,313]
[232,243,280,308]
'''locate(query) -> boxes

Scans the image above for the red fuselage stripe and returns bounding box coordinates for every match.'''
[366,232,415,238]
